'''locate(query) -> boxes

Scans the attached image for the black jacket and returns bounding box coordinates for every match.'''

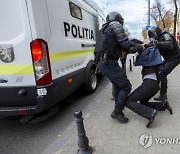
[102,21,143,60]
[157,30,180,61]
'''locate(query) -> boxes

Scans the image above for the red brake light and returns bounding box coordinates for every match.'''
[30,40,43,62]
[30,39,52,86]
[17,110,29,115]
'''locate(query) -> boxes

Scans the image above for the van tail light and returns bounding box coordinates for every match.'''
[30,39,52,86]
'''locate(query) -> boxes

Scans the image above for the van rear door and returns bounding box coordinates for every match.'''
[0,0,35,86]
[0,0,37,107]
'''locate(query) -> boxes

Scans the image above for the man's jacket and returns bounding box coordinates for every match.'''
[135,46,162,67]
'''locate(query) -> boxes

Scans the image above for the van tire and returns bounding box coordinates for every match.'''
[84,69,97,94]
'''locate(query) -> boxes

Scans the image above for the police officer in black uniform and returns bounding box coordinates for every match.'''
[96,12,144,123]
[148,26,180,102]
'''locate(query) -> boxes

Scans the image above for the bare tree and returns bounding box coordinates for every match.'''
[159,11,174,31]
[172,0,179,36]
[151,1,167,28]
[150,0,175,32]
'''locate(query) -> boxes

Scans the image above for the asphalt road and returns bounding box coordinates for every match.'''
[0,76,109,154]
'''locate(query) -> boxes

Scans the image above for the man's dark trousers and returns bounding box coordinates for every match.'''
[125,79,159,119]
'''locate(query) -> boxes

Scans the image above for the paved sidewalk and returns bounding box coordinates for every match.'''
[55,63,180,154]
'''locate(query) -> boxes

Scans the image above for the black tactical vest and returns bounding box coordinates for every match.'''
[103,23,125,60]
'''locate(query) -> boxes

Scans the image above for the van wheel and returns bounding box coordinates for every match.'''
[84,69,97,94]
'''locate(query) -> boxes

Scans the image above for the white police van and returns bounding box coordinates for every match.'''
[0,0,105,116]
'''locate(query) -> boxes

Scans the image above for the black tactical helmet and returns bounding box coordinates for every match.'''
[106,12,124,25]
[148,26,162,39]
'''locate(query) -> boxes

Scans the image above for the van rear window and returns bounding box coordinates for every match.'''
[69,2,82,20]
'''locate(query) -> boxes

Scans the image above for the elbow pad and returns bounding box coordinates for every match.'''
[158,41,173,49]
[109,21,128,42]
[159,33,174,49]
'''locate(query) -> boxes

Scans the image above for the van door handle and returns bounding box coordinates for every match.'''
[81,44,96,47]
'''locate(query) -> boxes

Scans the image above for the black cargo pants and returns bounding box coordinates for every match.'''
[112,56,127,99]
[97,59,131,110]
[160,56,180,96]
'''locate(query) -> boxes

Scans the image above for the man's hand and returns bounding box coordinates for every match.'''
[152,40,159,46]
[142,43,145,50]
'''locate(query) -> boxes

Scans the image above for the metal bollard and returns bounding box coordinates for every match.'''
[74,111,93,154]
[129,59,133,71]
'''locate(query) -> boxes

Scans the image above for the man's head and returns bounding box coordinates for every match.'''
[106,12,124,25]
[148,26,162,39]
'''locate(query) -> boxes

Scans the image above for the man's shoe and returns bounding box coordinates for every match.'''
[164,101,173,115]
[146,110,158,128]
[111,111,128,123]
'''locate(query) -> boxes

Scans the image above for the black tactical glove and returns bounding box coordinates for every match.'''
[128,44,144,54]
[152,40,159,46]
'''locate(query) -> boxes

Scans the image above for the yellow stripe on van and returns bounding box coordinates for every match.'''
[0,49,94,75]
[50,49,94,62]
[0,65,34,75]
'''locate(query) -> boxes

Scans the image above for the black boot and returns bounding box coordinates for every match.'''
[111,105,128,123]
[164,100,173,115]
[154,86,167,101]
[154,94,167,101]
[146,109,158,128]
